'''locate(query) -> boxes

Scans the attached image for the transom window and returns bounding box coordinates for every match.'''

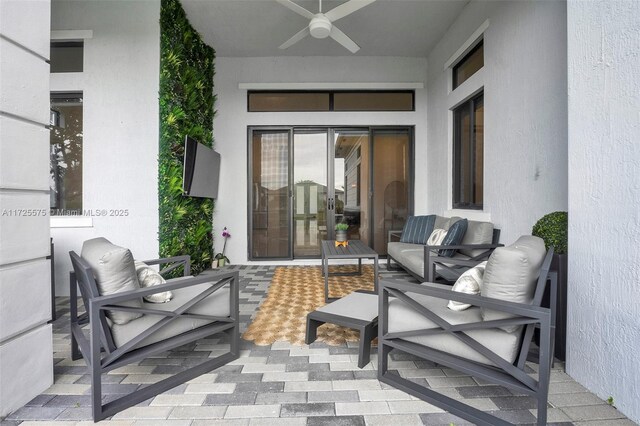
[248,91,414,112]
[452,40,484,90]
[50,41,84,73]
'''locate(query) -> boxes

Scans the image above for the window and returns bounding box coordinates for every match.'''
[453,40,483,89]
[453,93,483,209]
[248,91,414,112]
[50,93,83,215]
[50,41,84,73]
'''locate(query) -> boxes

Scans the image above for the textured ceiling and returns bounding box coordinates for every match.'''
[180,0,469,57]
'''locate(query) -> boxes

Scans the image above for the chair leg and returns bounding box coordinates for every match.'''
[537,317,551,425]
[378,342,392,379]
[71,332,81,361]
[358,323,376,368]
[306,317,322,345]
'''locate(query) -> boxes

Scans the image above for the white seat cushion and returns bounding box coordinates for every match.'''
[388,291,522,366]
[317,292,378,322]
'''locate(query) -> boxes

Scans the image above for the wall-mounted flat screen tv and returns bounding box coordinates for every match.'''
[182,136,220,199]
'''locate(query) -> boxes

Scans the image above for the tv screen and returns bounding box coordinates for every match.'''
[182,136,221,199]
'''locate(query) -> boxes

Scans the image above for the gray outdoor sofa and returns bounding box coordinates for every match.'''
[69,238,239,422]
[387,215,502,282]
[379,235,557,426]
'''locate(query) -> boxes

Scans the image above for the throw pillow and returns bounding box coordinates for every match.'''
[134,261,173,303]
[81,237,143,325]
[427,228,448,246]
[448,261,487,311]
[400,215,436,245]
[481,235,546,332]
[439,218,468,257]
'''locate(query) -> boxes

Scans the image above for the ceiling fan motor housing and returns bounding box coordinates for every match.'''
[309,14,332,39]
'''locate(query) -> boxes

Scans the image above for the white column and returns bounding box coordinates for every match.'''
[0,0,53,417]
[567,0,640,423]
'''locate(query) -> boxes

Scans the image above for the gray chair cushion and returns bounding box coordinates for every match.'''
[460,221,494,257]
[400,215,435,245]
[388,242,423,261]
[439,219,468,257]
[81,237,142,325]
[110,279,231,349]
[434,215,450,231]
[400,251,426,279]
[481,235,546,331]
[388,291,522,366]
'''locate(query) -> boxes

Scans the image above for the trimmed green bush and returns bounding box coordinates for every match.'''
[159,0,216,276]
[532,211,568,254]
[335,223,349,231]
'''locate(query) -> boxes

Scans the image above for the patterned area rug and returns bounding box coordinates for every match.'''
[243,265,375,346]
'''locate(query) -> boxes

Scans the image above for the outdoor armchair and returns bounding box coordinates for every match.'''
[379,236,556,426]
[69,238,239,422]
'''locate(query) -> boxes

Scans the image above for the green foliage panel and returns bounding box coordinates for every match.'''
[159,0,215,275]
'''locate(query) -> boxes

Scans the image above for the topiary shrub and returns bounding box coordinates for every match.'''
[159,0,216,276]
[532,211,568,254]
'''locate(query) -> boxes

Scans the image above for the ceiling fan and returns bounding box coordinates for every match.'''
[276,0,376,53]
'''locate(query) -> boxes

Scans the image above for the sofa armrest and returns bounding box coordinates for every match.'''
[90,270,238,309]
[423,243,504,282]
[141,255,191,277]
[388,230,403,243]
[379,279,549,319]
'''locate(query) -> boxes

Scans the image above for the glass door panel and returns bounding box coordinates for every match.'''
[333,130,370,244]
[250,130,291,258]
[293,131,328,257]
[372,130,410,255]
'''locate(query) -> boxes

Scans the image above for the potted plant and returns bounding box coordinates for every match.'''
[532,211,568,360]
[213,227,231,268]
[335,222,349,243]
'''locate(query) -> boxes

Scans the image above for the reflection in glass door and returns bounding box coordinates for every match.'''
[333,130,370,245]
[372,129,410,255]
[293,131,328,257]
[250,130,291,258]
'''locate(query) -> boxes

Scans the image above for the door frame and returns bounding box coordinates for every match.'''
[247,125,415,261]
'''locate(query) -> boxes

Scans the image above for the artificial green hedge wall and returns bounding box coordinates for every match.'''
[159,0,216,275]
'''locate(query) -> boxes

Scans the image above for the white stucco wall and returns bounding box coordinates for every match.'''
[213,56,428,264]
[566,1,640,422]
[50,0,160,295]
[426,0,568,245]
[0,0,53,416]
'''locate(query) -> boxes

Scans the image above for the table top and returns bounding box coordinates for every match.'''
[321,239,378,258]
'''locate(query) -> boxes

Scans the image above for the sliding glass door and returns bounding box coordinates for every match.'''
[293,130,328,257]
[249,127,412,260]
[332,130,370,246]
[371,129,411,255]
[250,129,291,259]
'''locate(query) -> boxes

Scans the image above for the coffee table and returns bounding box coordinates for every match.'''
[321,239,379,302]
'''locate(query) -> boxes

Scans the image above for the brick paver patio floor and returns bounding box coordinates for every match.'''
[2,265,634,425]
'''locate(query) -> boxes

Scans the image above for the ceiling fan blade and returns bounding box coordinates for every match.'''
[279,27,311,49]
[325,0,376,22]
[275,0,315,20]
[329,25,360,53]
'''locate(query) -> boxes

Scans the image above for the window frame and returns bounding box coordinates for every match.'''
[50,91,84,216]
[452,92,484,210]
[247,90,415,112]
